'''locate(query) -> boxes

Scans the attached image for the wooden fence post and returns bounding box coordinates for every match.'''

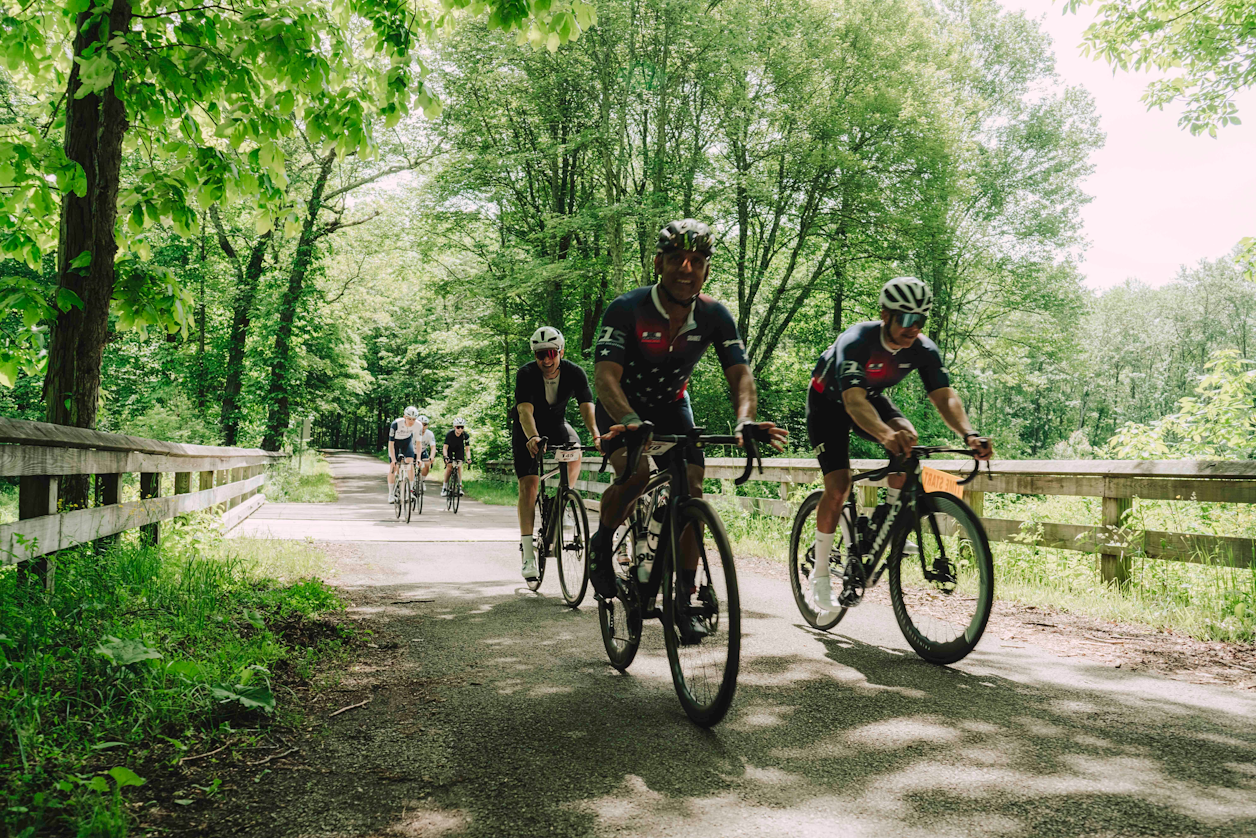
[858,485,878,514]
[140,473,161,546]
[778,482,789,502]
[17,475,57,591]
[94,473,121,552]
[963,489,984,518]
[1100,495,1133,586]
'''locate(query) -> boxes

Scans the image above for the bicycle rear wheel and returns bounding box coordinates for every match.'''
[527,496,547,592]
[402,475,412,523]
[889,492,994,664]
[788,490,848,631]
[452,470,461,513]
[556,489,590,607]
[598,527,642,670]
[661,499,740,727]
[414,472,423,515]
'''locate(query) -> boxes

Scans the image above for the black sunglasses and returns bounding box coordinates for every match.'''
[895,312,927,329]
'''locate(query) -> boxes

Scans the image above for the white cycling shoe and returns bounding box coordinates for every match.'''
[521,555,538,580]
[810,571,838,614]
[901,540,919,555]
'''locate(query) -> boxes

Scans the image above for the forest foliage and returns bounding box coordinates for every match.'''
[0,0,1252,465]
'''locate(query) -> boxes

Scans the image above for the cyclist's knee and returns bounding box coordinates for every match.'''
[686,465,704,498]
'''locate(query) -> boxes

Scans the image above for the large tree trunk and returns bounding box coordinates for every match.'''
[260,152,336,451]
[43,0,132,509]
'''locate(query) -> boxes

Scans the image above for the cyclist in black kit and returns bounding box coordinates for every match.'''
[513,326,601,580]
[805,276,993,612]
[589,219,788,623]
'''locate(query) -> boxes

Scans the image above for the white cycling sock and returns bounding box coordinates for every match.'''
[521,535,535,563]
[814,530,836,576]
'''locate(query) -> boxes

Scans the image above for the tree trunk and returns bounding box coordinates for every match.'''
[43,0,132,509]
[213,214,272,446]
[260,152,336,451]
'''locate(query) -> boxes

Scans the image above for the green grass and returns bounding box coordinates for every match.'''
[0,513,349,837]
[461,470,519,506]
[0,478,16,525]
[264,453,338,503]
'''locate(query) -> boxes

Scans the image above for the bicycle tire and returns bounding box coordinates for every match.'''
[402,474,412,523]
[788,490,848,631]
[556,489,590,607]
[452,470,461,514]
[394,479,402,519]
[888,491,994,665]
[526,496,547,591]
[415,475,423,515]
[661,498,740,727]
[598,525,642,670]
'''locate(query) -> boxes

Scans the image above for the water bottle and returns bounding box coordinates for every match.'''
[639,489,669,582]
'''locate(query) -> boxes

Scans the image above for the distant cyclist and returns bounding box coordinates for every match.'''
[441,419,471,496]
[513,326,601,581]
[416,414,436,485]
[806,276,993,612]
[387,406,422,503]
[589,219,787,638]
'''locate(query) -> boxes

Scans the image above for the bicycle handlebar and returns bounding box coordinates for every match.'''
[852,443,992,487]
[612,422,772,487]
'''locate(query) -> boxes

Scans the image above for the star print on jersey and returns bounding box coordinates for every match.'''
[811,321,950,403]
[595,284,748,408]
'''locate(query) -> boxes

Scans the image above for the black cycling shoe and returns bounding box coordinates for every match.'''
[588,529,617,599]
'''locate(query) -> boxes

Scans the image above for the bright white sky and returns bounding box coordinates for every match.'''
[1004,0,1256,290]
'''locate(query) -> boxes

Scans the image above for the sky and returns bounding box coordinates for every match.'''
[1003,0,1256,290]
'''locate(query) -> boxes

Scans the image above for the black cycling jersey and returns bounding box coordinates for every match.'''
[444,429,470,460]
[810,321,950,402]
[595,284,749,410]
[511,359,593,435]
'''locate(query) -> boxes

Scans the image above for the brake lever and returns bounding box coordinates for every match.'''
[613,422,654,486]
[733,425,766,487]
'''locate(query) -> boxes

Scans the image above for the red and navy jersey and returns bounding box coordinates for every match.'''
[811,321,950,403]
[595,285,749,409]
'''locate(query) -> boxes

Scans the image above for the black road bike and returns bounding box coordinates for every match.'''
[527,439,600,605]
[411,457,427,517]
[788,446,994,665]
[444,457,465,513]
[394,458,416,523]
[597,422,769,727]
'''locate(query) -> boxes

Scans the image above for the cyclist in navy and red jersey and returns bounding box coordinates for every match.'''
[589,219,788,622]
[805,276,993,612]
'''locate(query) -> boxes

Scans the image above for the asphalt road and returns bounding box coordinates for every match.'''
[217,451,1256,838]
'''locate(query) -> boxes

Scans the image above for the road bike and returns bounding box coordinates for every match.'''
[444,457,465,513]
[788,445,994,664]
[597,422,770,727]
[411,455,428,516]
[526,438,600,605]
[393,457,416,523]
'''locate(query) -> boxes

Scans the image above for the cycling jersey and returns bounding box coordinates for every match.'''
[810,321,950,402]
[595,284,748,410]
[511,360,593,434]
[417,428,436,457]
[389,418,420,459]
[444,429,470,461]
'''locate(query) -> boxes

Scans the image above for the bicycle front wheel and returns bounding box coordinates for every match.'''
[402,476,412,523]
[599,524,642,670]
[394,480,402,519]
[414,474,423,515]
[661,499,740,727]
[889,492,994,665]
[452,471,461,513]
[556,489,590,607]
[788,490,848,631]
[527,496,547,592]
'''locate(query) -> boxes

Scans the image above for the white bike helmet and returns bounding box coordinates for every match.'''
[417,414,429,424]
[403,405,420,419]
[453,417,466,427]
[530,326,564,353]
[879,276,933,315]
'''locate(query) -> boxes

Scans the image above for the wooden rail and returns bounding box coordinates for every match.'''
[1,417,285,588]
[486,455,1256,583]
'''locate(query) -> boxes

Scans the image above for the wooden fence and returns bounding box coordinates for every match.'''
[487,455,1256,584]
[1,418,285,589]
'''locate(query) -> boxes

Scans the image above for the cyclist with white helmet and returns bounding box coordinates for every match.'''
[441,418,471,496]
[805,276,993,611]
[387,406,423,504]
[416,414,437,483]
[512,326,601,580]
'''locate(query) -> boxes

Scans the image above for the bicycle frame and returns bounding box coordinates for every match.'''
[533,441,598,552]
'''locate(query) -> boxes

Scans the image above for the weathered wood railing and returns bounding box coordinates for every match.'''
[1,417,286,588]
[486,455,1256,583]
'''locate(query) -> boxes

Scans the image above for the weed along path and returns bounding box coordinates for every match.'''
[189,451,1256,838]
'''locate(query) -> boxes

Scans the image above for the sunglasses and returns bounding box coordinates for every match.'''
[534,349,558,361]
[895,312,927,330]
[454,425,465,429]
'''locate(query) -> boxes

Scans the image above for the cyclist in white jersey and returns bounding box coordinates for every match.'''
[416,415,437,484]
[387,406,422,503]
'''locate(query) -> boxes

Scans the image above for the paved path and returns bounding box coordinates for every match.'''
[214,452,1256,838]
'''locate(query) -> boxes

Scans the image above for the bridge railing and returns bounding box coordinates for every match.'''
[1,417,285,588]
[485,455,1256,584]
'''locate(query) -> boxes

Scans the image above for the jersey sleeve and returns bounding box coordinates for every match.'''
[570,363,594,404]
[917,343,951,393]
[513,367,532,408]
[709,300,749,369]
[388,419,399,440]
[835,334,872,393]
[595,296,634,366]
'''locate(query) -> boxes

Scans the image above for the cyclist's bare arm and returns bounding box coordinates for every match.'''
[927,387,993,459]
[595,360,639,439]
[843,387,915,457]
[579,401,601,451]
[518,402,543,454]
[388,439,396,467]
[722,364,788,450]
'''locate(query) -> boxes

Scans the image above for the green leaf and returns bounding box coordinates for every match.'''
[70,250,91,270]
[86,777,109,793]
[0,357,19,388]
[243,609,265,629]
[210,683,275,712]
[165,660,206,680]
[108,767,145,789]
[95,636,162,666]
[91,742,127,751]
[56,288,84,312]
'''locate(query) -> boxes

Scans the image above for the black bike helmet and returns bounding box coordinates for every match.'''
[656,219,715,256]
